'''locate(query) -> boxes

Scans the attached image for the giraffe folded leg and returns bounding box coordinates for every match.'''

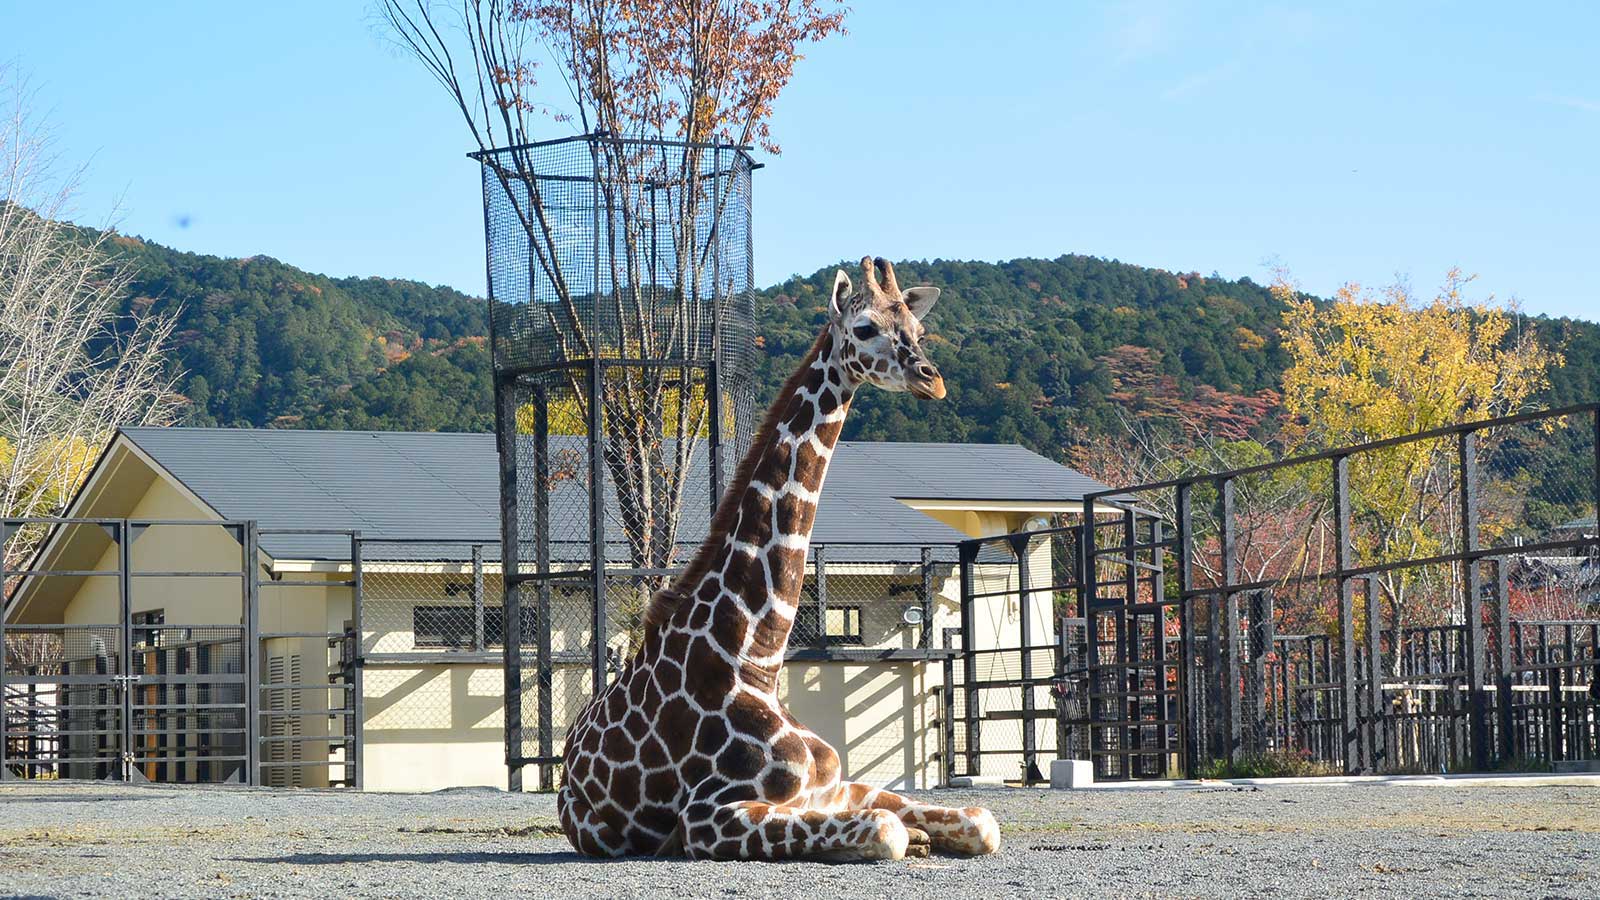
[680,800,909,861]
[558,785,629,858]
[841,782,1001,856]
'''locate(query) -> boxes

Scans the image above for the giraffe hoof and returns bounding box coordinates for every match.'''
[905,827,931,859]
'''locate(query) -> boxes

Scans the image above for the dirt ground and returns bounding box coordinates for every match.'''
[1,777,1596,898]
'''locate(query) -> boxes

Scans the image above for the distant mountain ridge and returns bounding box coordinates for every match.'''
[108,231,1600,462]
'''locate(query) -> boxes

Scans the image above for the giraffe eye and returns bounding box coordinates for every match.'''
[852,323,878,341]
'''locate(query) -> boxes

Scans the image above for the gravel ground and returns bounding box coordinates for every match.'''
[1,778,1595,899]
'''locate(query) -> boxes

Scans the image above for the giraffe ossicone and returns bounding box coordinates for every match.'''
[558,256,1001,861]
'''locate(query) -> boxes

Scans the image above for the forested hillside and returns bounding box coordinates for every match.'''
[113,233,1599,463]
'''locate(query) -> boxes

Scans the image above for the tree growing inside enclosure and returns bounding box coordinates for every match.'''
[380,0,846,633]
[0,69,181,577]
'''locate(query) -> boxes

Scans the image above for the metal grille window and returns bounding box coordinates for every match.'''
[795,604,864,646]
[412,605,538,650]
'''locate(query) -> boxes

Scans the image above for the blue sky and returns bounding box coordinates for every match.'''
[5,1,1597,321]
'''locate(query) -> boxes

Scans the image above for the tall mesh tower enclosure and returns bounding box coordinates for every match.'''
[474,134,759,788]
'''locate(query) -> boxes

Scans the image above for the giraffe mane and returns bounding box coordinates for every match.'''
[642,326,835,632]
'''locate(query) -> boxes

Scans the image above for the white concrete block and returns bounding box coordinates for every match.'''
[1050,759,1094,789]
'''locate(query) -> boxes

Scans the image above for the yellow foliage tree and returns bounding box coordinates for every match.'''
[1275,269,1561,657]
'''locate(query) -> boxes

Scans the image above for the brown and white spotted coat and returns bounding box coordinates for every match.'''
[558,257,1001,862]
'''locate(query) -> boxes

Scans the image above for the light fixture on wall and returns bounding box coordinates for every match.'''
[1023,515,1052,533]
[900,605,926,627]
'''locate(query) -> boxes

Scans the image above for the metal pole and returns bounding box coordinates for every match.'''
[1120,508,1138,774]
[919,546,934,651]
[472,544,486,652]
[1332,456,1361,773]
[533,385,554,792]
[707,142,725,512]
[814,545,828,649]
[1151,519,1170,774]
[1365,576,1384,771]
[941,627,956,786]
[1174,483,1196,776]
[242,521,261,786]
[118,520,135,782]
[958,541,980,776]
[1493,559,1513,765]
[1219,478,1242,763]
[588,136,608,699]
[494,376,525,793]
[1080,496,1099,773]
[1458,430,1489,770]
[349,530,365,791]
[589,358,607,697]
[1012,532,1036,782]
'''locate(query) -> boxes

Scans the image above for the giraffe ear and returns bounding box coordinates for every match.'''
[830,269,853,320]
[902,286,940,320]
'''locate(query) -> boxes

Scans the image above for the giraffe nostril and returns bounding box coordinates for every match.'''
[913,362,938,381]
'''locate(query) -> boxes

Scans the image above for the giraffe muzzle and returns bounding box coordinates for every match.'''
[909,373,947,400]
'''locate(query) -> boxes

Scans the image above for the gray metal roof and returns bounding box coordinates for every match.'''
[120,427,1114,561]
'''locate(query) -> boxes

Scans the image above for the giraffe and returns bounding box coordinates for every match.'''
[557,256,1001,862]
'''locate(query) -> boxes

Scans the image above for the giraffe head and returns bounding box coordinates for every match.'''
[829,256,946,399]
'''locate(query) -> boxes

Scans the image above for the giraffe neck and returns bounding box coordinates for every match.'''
[672,327,854,684]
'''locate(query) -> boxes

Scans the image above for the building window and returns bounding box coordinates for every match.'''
[795,604,864,646]
[413,605,539,649]
[132,609,166,647]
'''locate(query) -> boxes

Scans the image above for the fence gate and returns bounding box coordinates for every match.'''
[951,526,1085,785]
[951,516,1181,785]
[4,519,363,787]
[3,519,252,783]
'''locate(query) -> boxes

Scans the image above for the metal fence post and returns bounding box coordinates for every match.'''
[1492,559,1513,764]
[533,383,555,791]
[1174,483,1197,776]
[941,627,956,785]
[919,546,934,650]
[349,530,365,791]
[1012,532,1037,782]
[814,544,829,650]
[588,358,607,697]
[1332,456,1361,773]
[471,544,486,652]
[958,541,980,777]
[243,521,261,786]
[1458,430,1490,770]
[1248,590,1274,756]
[494,375,525,793]
[1219,478,1242,763]
[1365,576,1384,771]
